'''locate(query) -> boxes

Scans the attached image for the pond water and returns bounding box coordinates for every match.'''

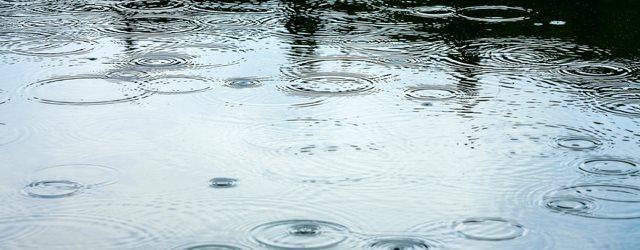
[0,0,639,249]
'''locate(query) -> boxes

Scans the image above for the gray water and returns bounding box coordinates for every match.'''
[1,0,640,249]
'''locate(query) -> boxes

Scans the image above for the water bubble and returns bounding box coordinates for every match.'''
[367,236,433,249]
[24,76,152,105]
[579,158,639,175]
[250,220,349,249]
[457,6,531,23]
[208,178,237,188]
[453,217,526,241]
[555,136,602,150]
[22,180,84,199]
[141,76,212,94]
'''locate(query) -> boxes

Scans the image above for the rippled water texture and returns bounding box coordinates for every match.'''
[1,0,640,249]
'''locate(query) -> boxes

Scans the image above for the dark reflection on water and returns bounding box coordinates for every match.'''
[0,0,639,249]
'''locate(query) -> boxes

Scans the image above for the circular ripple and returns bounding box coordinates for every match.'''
[22,180,84,199]
[579,158,639,175]
[555,136,602,150]
[561,64,632,78]
[141,76,212,94]
[10,38,96,56]
[0,89,9,104]
[18,17,81,29]
[404,86,466,101]
[106,69,150,80]
[173,242,246,250]
[458,6,531,23]
[0,214,155,248]
[102,16,203,35]
[209,178,237,188]
[410,5,456,18]
[29,2,112,14]
[593,92,640,117]
[116,0,187,13]
[544,184,640,219]
[129,53,192,69]
[453,217,526,241]
[250,220,350,249]
[25,76,152,105]
[29,164,120,188]
[367,236,433,249]
[225,78,262,89]
[282,73,376,96]
[544,196,595,214]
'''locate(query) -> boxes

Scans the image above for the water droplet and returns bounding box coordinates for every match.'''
[23,180,84,199]
[250,220,349,249]
[209,178,237,188]
[549,20,566,25]
[453,217,525,241]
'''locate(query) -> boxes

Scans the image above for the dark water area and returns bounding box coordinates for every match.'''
[0,0,639,249]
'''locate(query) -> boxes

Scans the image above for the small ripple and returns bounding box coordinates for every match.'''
[452,217,526,241]
[554,136,602,150]
[0,214,156,248]
[173,242,247,250]
[0,88,9,104]
[281,56,397,81]
[141,76,212,94]
[29,164,120,188]
[366,236,435,249]
[128,53,193,70]
[404,85,467,101]
[24,75,153,106]
[281,73,377,96]
[101,16,203,35]
[9,38,97,57]
[543,184,640,219]
[208,177,237,188]
[0,123,27,147]
[190,0,277,13]
[22,180,84,199]
[17,17,81,29]
[560,64,633,78]
[250,219,350,249]
[457,6,531,23]
[225,77,262,89]
[410,5,456,19]
[115,0,188,14]
[29,2,113,14]
[105,69,150,80]
[591,90,640,118]
[578,158,639,175]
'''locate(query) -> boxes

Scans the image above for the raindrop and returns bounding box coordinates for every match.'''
[453,217,526,241]
[208,178,237,188]
[250,220,349,249]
